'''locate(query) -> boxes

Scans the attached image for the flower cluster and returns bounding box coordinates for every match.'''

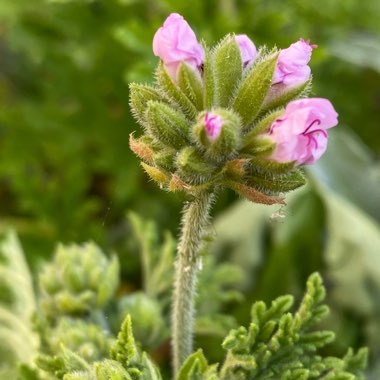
[130,13,338,204]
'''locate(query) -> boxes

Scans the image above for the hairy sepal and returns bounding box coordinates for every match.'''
[145,101,190,149]
[231,51,279,126]
[176,147,218,184]
[260,79,311,116]
[177,62,204,111]
[214,35,243,108]
[203,48,216,109]
[156,62,197,120]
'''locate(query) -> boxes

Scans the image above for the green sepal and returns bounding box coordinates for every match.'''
[246,169,306,194]
[249,157,296,174]
[203,48,216,109]
[177,62,204,111]
[214,35,243,108]
[176,147,218,184]
[231,51,279,126]
[260,79,311,117]
[155,62,197,120]
[177,349,208,380]
[192,109,241,161]
[242,136,276,157]
[145,101,190,149]
[153,148,176,171]
[242,110,284,146]
[129,84,163,123]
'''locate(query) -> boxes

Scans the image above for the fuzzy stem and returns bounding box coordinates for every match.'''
[172,191,214,376]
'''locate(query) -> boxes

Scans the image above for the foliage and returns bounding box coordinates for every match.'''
[0,230,363,379]
[0,0,379,377]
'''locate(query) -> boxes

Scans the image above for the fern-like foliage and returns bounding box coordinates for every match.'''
[0,231,38,378]
[180,273,368,380]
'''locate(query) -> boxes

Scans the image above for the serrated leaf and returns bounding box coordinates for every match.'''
[178,350,208,380]
[231,52,279,126]
[214,35,243,108]
[145,101,190,149]
[177,62,204,111]
[156,62,197,119]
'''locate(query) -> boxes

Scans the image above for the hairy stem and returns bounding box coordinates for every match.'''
[172,191,214,376]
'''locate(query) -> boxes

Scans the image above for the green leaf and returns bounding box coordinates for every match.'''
[214,35,243,108]
[177,62,204,111]
[156,62,197,119]
[231,52,279,126]
[178,350,208,380]
[145,101,190,149]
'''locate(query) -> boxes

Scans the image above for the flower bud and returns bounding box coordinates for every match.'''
[192,109,241,160]
[153,13,204,81]
[265,98,338,165]
[235,34,257,66]
[273,38,317,86]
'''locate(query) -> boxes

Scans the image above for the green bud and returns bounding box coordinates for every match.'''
[192,109,241,161]
[156,62,197,120]
[153,148,176,171]
[177,62,204,111]
[176,146,218,184]
[231,51,279,126]
[129,84,163,123]
[242,135,276,157]
[145,101,190,149]
[214,35,243,108]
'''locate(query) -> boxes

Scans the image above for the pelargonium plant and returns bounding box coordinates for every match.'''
[130,13,340,377]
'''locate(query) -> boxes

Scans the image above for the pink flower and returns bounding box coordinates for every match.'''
[267,98,338,165]
[204,112,223,141]
[235,34,257,66]
[273,38,317,86]
[153,13,204,81]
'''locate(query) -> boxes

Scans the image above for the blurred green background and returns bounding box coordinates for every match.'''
[0,0,379,377]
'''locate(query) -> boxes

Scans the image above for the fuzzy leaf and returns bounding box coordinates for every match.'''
[214,35,243,108]
[231,52,279,126]
[156,62,197,119]
[177,62,204,111]
[145,101,190,149]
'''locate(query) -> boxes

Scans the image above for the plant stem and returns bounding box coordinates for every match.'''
[172,191,214,376]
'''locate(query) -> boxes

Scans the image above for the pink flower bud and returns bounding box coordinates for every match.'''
[273,38,317,86]
[267,98,338,165]
[153,13,204,81]
[204,112,223,141]
[235,34,257,66]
